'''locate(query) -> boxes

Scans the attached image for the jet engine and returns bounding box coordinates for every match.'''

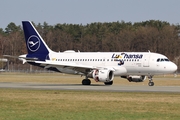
[121,75,146,82]
[91,69,114,82]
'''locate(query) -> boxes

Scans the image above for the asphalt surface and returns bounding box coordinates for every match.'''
[0,82,180,92]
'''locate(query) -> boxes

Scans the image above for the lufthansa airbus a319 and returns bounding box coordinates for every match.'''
[4,21,178,86]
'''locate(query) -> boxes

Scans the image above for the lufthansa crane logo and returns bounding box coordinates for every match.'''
[27,35,40,52]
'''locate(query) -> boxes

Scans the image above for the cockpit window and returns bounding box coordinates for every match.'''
[157,58,170,62]
[164,59,170,61]
[157,58,160,62]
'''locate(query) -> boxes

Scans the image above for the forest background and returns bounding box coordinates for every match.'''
[0,20,180,71]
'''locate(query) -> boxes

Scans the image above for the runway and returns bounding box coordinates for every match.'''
[0,82,180,92]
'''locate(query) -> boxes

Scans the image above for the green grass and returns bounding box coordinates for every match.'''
[0,89,180,120]
[0,73,180,120]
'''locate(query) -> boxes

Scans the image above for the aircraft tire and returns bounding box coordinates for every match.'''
[82,79,91,85]
[104,81,113,85]
[148,82,154,86]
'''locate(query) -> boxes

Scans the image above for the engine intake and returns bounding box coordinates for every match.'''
[92,69,114,82]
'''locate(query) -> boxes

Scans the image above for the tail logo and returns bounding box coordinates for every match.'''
[27,35,40,52]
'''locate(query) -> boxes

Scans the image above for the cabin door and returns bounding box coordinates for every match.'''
[143,54,150,67]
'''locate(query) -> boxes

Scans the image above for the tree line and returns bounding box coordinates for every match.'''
[0,20,180,70]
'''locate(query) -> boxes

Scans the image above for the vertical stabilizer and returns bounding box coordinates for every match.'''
[22,21,52,61]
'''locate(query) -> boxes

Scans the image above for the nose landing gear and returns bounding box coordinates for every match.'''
[148,75,154,86]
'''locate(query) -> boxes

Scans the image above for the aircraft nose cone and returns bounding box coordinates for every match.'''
[171,62,178,73]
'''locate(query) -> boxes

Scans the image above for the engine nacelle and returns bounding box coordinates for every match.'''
[92,69,114,82]
[121,75,146,82]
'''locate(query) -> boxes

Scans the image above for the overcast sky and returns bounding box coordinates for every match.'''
[0,0,180,29]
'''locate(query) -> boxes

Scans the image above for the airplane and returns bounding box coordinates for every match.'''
[4,21,178,86]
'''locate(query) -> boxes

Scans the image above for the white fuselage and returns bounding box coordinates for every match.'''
[46,51,177,76]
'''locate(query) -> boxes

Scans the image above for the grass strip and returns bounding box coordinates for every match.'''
[0,89,180,120]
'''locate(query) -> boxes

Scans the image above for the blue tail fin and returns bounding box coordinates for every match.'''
[22,21,51,61]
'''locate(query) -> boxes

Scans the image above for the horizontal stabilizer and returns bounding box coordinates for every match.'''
[3,55,38,60]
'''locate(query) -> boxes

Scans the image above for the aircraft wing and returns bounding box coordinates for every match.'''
[35,60,115,74]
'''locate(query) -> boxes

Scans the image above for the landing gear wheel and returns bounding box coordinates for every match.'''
[148,75,154,86]
[82,79,91,85]
[104,81,113,85]
[148,82,154,86]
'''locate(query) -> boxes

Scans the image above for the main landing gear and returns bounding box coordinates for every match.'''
[81,75,113,85]
[82,79,91,85]
[148,75,154,86]
[82,79,113,85]
[82,75,91,85]
[104,81,113,85]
